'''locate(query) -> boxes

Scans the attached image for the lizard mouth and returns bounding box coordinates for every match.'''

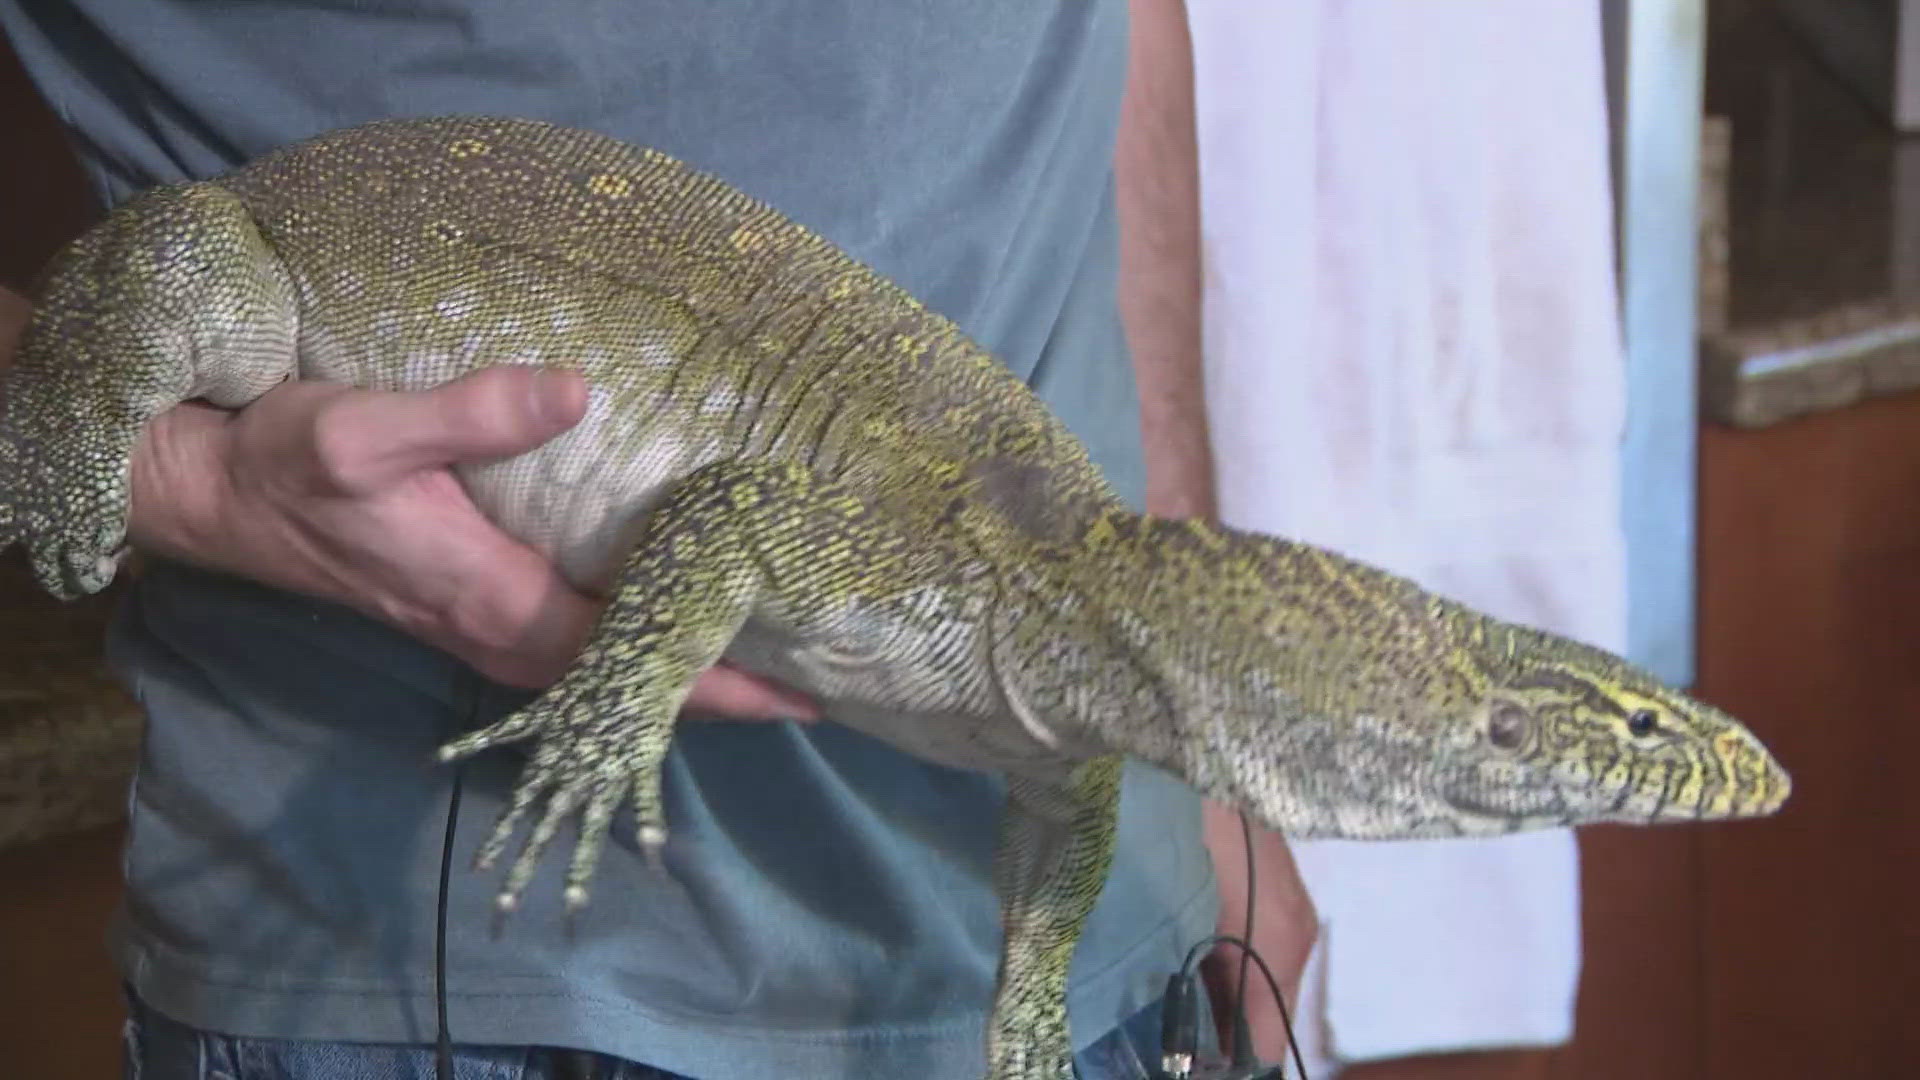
[1441,775,1579,832]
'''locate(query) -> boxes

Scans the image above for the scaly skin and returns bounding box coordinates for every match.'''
[0,117,1790,1080]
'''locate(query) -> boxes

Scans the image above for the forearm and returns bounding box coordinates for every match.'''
[1116,0,1215,521]
[1201,799,1314,1000]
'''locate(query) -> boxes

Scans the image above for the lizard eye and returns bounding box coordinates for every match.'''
[1488,705,1530,750]
[1627,709,1659,736]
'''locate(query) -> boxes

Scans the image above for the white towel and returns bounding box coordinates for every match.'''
[1190,0,1628,1070]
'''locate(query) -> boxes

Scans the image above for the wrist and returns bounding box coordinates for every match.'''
[126,401,238,565]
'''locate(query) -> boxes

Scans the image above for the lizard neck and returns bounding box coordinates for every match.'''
[1060,511,1507,836]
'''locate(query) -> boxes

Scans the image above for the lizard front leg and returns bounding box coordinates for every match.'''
[987,757,1124,1080]
[436,457,937,915]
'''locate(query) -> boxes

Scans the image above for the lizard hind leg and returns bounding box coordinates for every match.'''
[986,756,1125,1080]
[0,182,298,598]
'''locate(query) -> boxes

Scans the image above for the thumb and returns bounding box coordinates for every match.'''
[313,365,589,491]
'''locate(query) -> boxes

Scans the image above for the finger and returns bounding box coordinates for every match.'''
[683,663,820,722]
[308,366,588,492]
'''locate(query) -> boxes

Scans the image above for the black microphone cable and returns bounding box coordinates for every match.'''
[1160,811,1310,1080]
[434,759,463,1080]
[434,684,477,1080]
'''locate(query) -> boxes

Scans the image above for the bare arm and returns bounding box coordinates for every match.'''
[1116,0,1319,1058]
[1117,0,1215,521]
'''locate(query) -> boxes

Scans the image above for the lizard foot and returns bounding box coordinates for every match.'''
[436,650,677,917]
[36,519,126,598]
[986,1038,1076,1080]
[0,427,133,599]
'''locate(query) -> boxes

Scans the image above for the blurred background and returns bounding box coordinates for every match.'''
[1,1,1914,1077]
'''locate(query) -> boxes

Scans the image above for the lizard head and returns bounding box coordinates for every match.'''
[1430,625,1791,832]
[1080,515,1790,840]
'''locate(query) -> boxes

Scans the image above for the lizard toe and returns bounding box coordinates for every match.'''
[472,736,569,875]
[498,773,590,913]
[438,681,589,764]
[562,775,630,913]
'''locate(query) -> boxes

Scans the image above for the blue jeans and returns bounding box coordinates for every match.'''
[123,990,1182,1080]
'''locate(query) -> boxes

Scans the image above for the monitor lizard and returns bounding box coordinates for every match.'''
[0,116,1790,1080]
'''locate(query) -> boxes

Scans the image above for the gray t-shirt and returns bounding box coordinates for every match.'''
[0,2,1217,1076]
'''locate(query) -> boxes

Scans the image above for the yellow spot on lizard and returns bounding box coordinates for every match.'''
[587,172,634,198]
[729,226,768,254]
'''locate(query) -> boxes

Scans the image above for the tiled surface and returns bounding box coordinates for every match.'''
[1706,0,1904,329]
[1700,1,1920,425]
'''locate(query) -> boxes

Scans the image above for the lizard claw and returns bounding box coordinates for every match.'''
[636,819,669,874]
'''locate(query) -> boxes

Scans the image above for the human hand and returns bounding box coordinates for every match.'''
[124,362,819,717]
[1199,798,1318,1066]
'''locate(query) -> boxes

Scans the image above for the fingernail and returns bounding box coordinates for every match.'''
[531,367,584,427]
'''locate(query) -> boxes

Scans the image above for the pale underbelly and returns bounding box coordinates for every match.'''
[719,618,1081,779]
[301,314,759,593]
[454,385,735,593]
